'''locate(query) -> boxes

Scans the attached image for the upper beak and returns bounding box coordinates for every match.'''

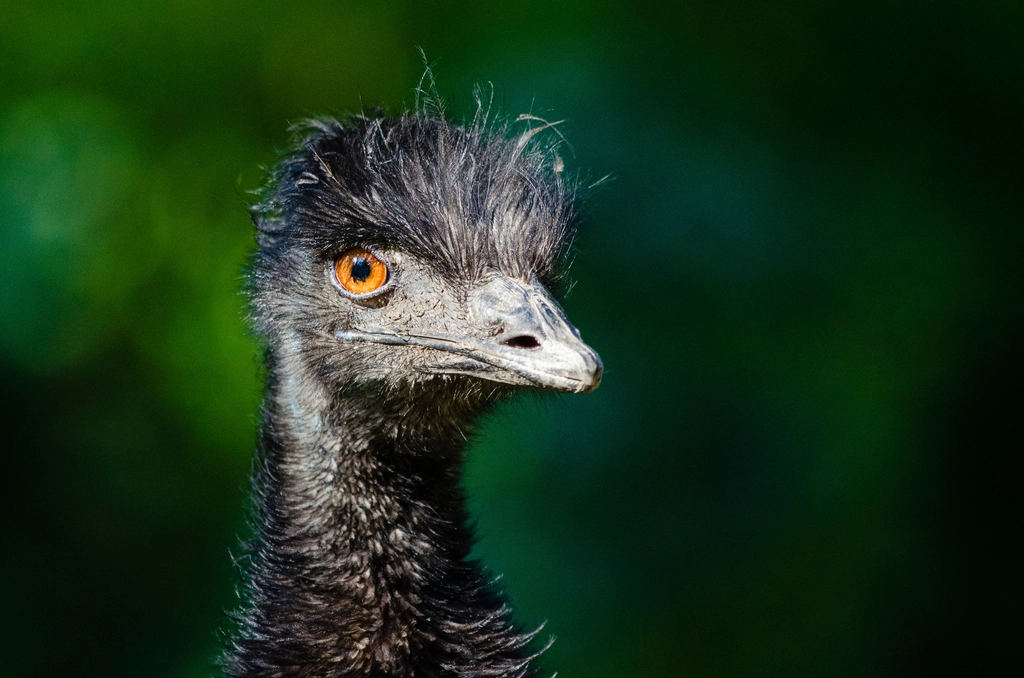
[464,276,603,393]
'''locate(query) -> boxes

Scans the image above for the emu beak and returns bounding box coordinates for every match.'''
[335,277,602,393]
[466,277,603,394]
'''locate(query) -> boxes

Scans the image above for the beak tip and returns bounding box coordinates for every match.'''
[572,351,603,394]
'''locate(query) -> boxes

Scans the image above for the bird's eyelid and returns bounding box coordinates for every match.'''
[338,245,403,268]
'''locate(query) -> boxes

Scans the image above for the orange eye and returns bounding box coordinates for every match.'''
[335,248,388,295]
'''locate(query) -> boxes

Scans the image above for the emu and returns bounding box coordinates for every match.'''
[221,99,602,677]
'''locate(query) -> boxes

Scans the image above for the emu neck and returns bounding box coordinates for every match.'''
[223,368,537,677]
[271,382,469,557]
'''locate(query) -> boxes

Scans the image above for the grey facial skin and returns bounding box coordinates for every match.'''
[334,251,603,394]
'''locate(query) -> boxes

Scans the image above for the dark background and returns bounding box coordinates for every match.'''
[1,1,1020,676]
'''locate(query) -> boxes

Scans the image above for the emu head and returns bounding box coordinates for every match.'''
[249,113,602,409]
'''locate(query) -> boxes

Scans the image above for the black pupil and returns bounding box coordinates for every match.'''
[350,257,372,282]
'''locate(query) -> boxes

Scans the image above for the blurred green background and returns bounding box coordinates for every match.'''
[1,1,1020,676]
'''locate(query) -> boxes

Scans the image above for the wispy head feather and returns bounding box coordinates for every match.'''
[252,97,580,293]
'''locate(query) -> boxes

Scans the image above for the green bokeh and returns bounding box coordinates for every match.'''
[1,1,1019,676]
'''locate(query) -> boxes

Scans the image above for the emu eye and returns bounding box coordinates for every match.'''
[335,248,388,295]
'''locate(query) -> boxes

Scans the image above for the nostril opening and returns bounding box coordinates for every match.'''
[503,335,541,349]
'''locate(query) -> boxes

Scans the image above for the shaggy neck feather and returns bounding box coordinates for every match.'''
[222,355,539,678]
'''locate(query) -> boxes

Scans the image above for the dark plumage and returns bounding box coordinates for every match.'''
[221,96,602,677]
